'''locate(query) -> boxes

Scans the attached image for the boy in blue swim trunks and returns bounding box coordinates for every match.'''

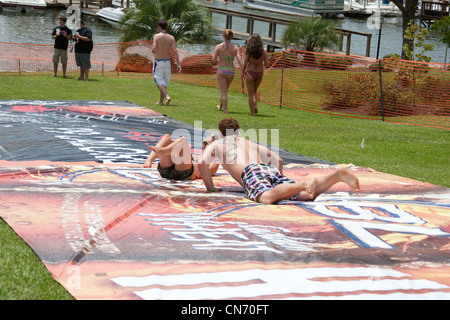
[152,19,181,106]
[199,117,360,204]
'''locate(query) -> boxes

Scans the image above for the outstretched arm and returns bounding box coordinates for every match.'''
[199,143,219,192]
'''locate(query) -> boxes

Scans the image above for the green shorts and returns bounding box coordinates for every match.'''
[53,48,68,64]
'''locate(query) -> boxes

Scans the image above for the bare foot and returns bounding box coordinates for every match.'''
[148,145,161,155]
[305,178,317,199]
[165,97,171,106]
[51,74,56,77]
[217,105,222,111]
[338,168,360,193]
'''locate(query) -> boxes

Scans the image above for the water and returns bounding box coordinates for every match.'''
[0,1,448,63]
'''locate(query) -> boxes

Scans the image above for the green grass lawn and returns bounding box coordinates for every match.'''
[0,73,448,299]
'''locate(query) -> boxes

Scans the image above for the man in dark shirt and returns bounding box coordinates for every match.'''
[74,20,93,81]
[51,16,73,78]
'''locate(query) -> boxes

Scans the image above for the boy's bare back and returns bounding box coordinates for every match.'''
[205,135,282,184]
[153,33,176,60]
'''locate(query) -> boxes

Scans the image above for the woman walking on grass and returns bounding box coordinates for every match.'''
[212,29,242,114]
[242,34,270,116]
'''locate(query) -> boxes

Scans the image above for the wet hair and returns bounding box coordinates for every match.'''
[246,34,263,59]
[223,29,234,41]
[157,19,168,30]
[218,117,240,136]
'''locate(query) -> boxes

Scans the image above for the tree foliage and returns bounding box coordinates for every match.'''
[389,0,420,59]
[281,17,338,52]
[431,16,450,47]
[119,0,214,44]
[402,20,435,62]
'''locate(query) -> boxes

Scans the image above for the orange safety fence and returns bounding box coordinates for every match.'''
[1,40,449,130]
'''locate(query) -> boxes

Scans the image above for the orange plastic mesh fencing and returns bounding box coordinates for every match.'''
[1,41,449,129]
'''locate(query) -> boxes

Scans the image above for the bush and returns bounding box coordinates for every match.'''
[116,53,153,73]
[322,71,417,116]
[181,54,215,74]
[316,55,353,70]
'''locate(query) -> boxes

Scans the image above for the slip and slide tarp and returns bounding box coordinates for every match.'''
[0,100,449,300]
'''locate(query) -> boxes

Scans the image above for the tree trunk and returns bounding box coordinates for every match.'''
[390,0,419,59]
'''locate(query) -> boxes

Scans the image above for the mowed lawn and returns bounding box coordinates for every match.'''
[0,74,448,299]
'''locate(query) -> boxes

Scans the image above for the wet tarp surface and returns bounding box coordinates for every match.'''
[0,100,449,300]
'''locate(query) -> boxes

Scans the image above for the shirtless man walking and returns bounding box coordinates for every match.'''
[152,19,181,106]
[198,117,360,204]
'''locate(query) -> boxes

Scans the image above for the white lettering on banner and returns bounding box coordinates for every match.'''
[329,219,450,249]
[140,212,317,253]
[141,200,449,252]
[302,201,450,249]
[303,201,425,224]
[42,127,147,163]
[110,267,450,300]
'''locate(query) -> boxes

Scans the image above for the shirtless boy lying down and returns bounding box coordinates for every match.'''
[198,117,360,204]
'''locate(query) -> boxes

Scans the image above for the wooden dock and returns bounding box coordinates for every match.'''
[203,5,372,56]
[420,0,450,29]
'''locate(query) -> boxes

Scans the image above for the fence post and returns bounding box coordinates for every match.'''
[279,50,284,109]
[378,59,385,121]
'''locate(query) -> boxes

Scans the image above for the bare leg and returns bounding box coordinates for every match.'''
[78,68,84,80]
[253,78,263,114]
[52,63,58,77]
[148,136,192,171]
[258,168,360,204]
[296,168,360,201]
[246,76,260,116]
[258,179,316,204]
[156,85,171,106]
[84,68,89,81]
[62,64,67,78]
[217,72,233,113]
[144,134,173,168]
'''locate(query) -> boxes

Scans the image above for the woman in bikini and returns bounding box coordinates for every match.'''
[212,29,242,114]
[242,34,270,116]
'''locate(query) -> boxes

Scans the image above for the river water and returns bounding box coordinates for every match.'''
[0,0,448,63]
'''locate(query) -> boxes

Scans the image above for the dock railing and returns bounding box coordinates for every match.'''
[203,5,372,56]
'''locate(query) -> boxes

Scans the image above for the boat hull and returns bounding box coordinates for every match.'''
[0,0,46,12]
[243,0,344,17]
[96,7,125,27]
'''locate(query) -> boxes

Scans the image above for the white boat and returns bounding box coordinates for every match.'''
[96,7,126,27]
[344,0,401,17]
[0,0,46,12]
[243,0,345,18]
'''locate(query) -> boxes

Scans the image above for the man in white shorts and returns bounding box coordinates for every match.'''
[152,19,181,106]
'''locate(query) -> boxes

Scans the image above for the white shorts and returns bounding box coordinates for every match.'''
[153,59,171,87]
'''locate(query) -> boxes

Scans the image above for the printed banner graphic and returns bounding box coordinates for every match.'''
[0,100,449,300]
